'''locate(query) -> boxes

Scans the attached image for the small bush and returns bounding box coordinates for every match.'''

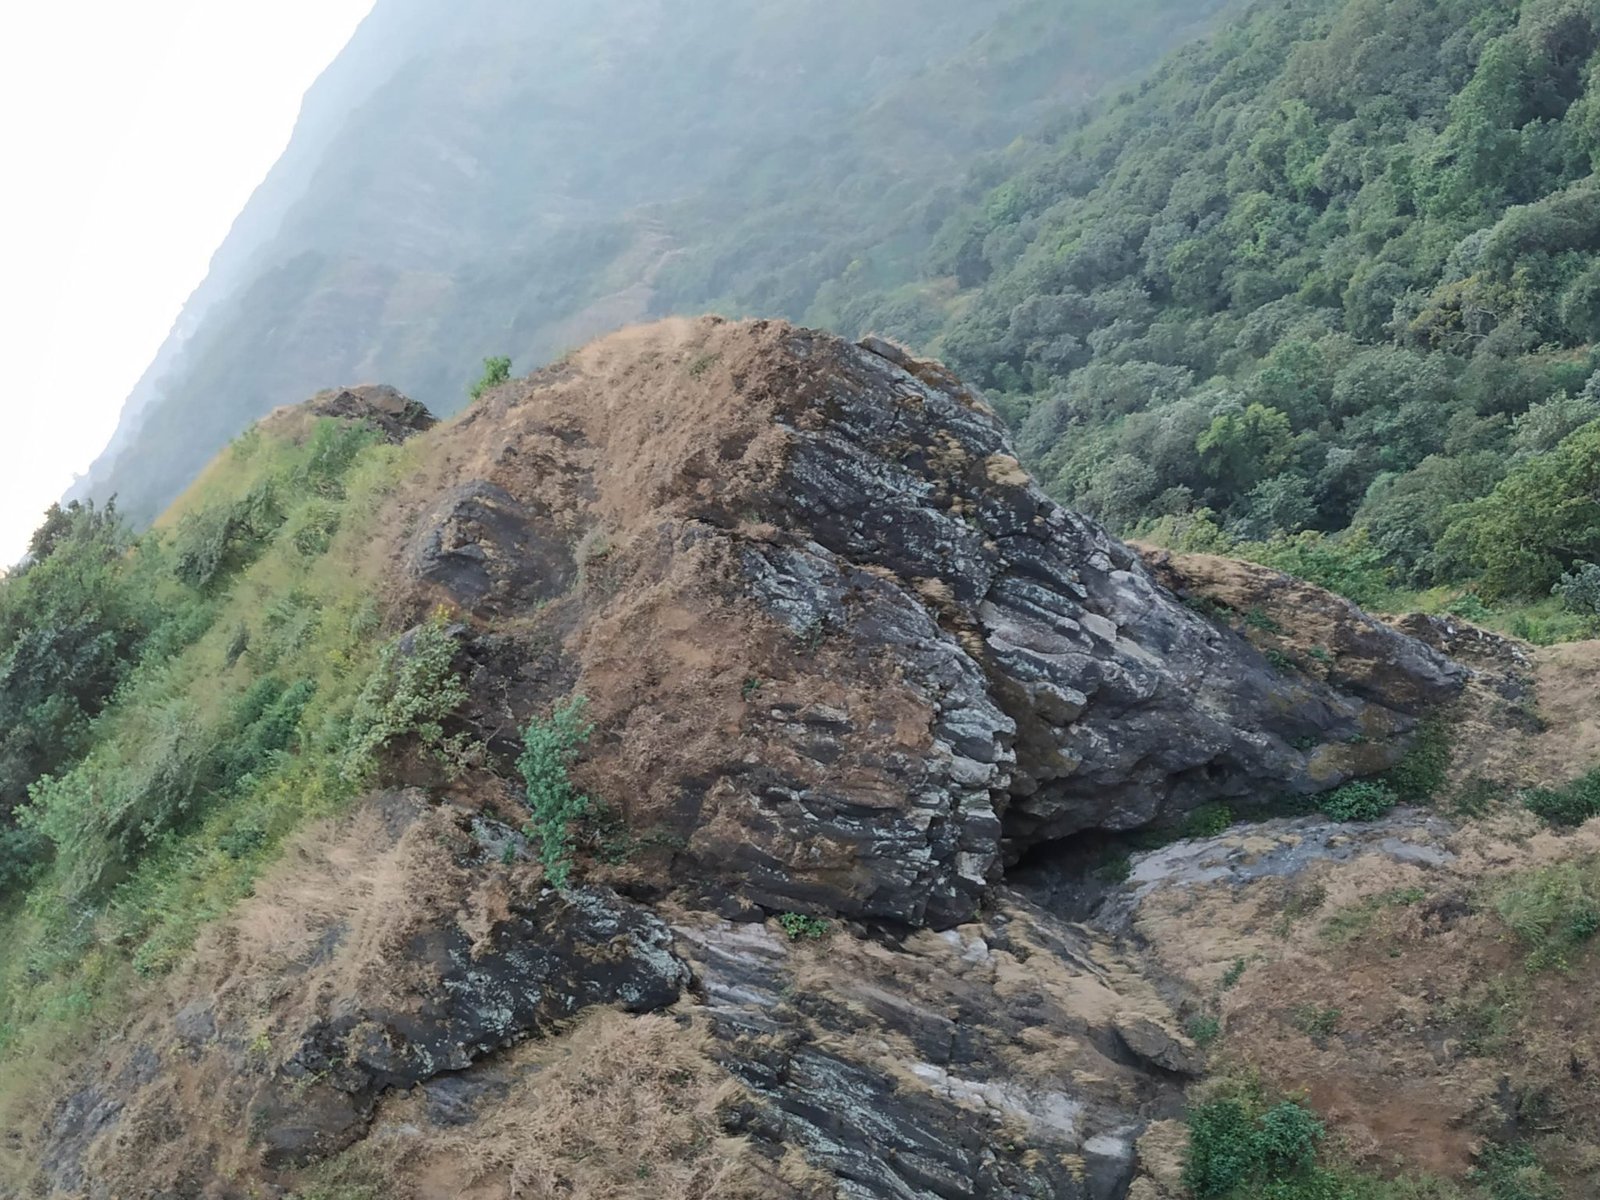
[1185,1090,1325,1198]
[343,615,472,780]
[469,355,512,401]
[0,825,49,899]
[1183,803,1234,839]
[1385,718,1452,804]
[1187,1013,1222,1047]
[777,912,831,941]
[1222,957,1248,989]
[1265,647,1296,673]
[1553,561,1600,617]
[1321,780,1398,822]
[1092,852,1134,884]
[518,696,594,888]
[1292,1004,1342,1040]
[1522,768,1600,827]
[1244,606,1284,633]
[1468,1142,1560,1200]
[171,482,285,593]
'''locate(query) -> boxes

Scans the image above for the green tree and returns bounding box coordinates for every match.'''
[1439,419,1600,596]
[1196,402,1294,494]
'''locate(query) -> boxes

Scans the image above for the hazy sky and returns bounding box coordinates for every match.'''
[0,0,376,565]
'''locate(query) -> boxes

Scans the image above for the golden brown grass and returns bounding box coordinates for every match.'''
[308,1011,829,1200]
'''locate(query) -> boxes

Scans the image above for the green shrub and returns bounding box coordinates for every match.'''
[1554,561,1600,617]
[292,420,379,499]
[343,615,472,781]
[1385,718,1452,804]
[469,355,512,401]
[518,696,594,888]
[1468,1142,1560,1200]
[1187,1013,1222,1047]
[1185,1091,1325,1198]
[1321,781,1398,822]
[777,912,832,941]
[172,482,284,593]
[1183,803,1234,839]
[1522,768,1600,827]
[1265,647,1296,674]
[0,825,49,899]
[1292,1004,1343,1040]
[1246,531,1392,610]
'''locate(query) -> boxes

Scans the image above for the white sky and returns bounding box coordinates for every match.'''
[0,0,376,566]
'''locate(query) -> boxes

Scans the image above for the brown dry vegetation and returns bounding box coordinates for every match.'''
[318,1012,828,1200]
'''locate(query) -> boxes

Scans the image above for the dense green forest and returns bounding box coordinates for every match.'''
[812,0,1600,639]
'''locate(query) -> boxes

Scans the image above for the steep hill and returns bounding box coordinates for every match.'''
[73,0,1230,529]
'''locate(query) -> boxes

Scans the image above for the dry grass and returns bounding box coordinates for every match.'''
[316,1011,827,1200]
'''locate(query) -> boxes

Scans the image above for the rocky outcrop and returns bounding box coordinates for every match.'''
[678,900,1194,1200]
[35,794,693,1196]
[15,320,1503,1200]
[251,881,689,1167]
[1137,549,1466,716]
[392,317,1463,928]
[304,383,436,443]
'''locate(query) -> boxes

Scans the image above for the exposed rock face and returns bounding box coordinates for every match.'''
[253,882,690,1167]
[678,899,1194,1200]
[393,317,1463,927]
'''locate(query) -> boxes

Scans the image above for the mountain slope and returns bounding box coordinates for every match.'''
[74,0,1231,527]
[825,0,1600,635]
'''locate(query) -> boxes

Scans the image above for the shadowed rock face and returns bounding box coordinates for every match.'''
[399,318,1464,928]
[252,882,690,1167]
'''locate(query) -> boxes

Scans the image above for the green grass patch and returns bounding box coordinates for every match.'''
[1385,717,1453,806]
[1522,768,1600,828]
[1375,587,1599,648]
[1493,859,1600,971]
[0,416,435,1116]
[1185,1080,1476,1199]
[1320,887,1427,945]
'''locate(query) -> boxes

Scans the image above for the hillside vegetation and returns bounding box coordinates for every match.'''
[818,0,1600,642]
[0,406,436,1089]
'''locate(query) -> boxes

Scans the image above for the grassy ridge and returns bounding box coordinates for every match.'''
[0,415,438,1148]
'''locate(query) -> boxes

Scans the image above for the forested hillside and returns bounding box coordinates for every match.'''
[823,0,1600,640]
[75,0,1228,528]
